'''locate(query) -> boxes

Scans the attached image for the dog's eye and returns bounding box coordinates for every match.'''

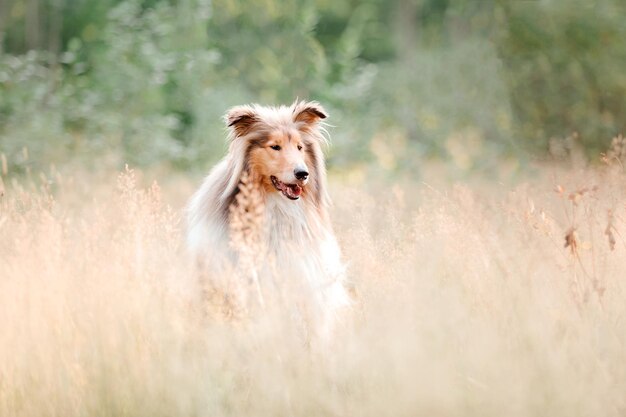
[270,145,281,151]
[297,145,303,151]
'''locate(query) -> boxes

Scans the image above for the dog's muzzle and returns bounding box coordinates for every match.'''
[271,176,303,200]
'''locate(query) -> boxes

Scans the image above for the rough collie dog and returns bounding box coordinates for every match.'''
[186,100,350,334]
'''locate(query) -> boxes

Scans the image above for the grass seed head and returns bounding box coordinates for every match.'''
[564,227,578,254]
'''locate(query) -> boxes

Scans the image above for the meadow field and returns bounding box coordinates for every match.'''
[2,0,625,415]
[2,148,626,417]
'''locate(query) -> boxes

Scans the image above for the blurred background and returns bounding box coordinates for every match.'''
[0,0,624,178]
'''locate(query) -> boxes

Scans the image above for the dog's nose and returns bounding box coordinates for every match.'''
[294,168,309,181]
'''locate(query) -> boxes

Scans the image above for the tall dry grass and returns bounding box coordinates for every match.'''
[2,155,626,416]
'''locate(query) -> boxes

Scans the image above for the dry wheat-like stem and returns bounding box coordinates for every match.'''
[0,153,7,176]
[228,171,266,309]
[602,134,626,168]
[605,209,616,251]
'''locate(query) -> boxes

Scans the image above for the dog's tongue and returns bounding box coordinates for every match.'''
[285,184,302,199]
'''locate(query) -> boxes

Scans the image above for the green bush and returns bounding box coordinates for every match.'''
[496,0,626,153]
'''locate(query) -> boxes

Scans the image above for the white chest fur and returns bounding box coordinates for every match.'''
[258,194,349,314]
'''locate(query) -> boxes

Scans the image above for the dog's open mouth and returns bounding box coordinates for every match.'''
[270,176,302,200]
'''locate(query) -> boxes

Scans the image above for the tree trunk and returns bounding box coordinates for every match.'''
[393,0,420,64]
[25,0,40,50]
[0,0,8,54]
[48,0,63,54]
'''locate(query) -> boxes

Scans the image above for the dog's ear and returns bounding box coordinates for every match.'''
[225,105,259,137]
[292,101,328,125]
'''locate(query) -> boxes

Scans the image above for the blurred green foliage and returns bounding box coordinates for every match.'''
[0,0,624,173]
[497,0,626,153]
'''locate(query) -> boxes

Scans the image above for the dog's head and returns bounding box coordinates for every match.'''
[225,100,328,202]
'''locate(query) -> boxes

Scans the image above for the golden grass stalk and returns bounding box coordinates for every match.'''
[228,170,267,310]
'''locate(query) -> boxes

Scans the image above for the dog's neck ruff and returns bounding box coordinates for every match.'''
[265,192,314,240]
[259,192,347,309]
